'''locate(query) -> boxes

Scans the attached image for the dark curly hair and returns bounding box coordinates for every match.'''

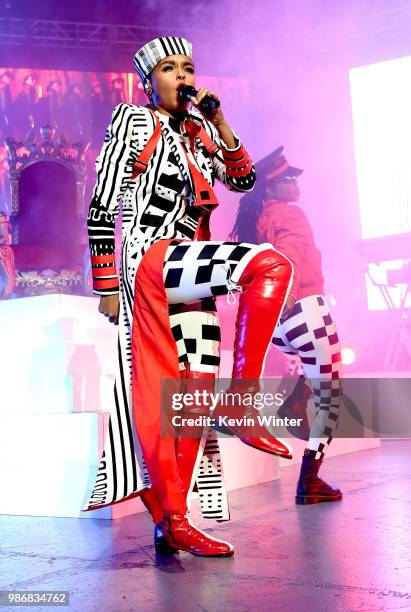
[230,181,267,243]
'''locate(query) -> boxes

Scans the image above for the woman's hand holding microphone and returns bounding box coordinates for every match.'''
[181,86,237,149]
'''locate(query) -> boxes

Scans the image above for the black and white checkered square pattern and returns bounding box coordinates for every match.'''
[272,294,343,460]
[170,310,221,374]
[163,240,260,305]
[171,314,228,518]
[165,241,272,374]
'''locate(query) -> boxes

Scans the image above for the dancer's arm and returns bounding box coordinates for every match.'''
[87,104,152,321]
[205,121,256,193]
[87,104,152,296]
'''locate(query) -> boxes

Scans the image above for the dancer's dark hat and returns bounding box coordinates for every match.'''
[256,146,303,181]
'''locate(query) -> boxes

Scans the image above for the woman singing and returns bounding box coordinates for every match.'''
[86,36,293,556]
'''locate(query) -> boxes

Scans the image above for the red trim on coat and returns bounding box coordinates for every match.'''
[91,254,116,265]
[92,265,117,278]
[222,146,246,161]
[93,278,120,290]
[225,163,253,178]
[131,238,188,515]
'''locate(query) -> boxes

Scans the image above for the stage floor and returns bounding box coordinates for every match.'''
[1,441,410,611]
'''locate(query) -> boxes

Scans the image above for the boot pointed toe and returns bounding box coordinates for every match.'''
[240,435,293,458]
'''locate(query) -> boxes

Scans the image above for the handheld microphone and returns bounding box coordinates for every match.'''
[178,85,220,118]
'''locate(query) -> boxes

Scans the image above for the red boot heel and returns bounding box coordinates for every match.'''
[154,528,179,554]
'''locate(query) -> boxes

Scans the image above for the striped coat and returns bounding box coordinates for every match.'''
[85,102,255,517]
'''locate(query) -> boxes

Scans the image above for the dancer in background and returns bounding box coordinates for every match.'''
[89,80,111,147]
[13,73,38,138]
[231,146,343,505]
[36,78,63,131]
[86,37,293,556]
[0,70,13,139]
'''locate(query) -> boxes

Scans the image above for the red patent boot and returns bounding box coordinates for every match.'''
[154,363,227,556]
[140,487,164,524]
[155,513,234,556]
[214,248,293,458]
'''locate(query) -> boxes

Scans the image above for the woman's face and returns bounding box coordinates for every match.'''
[149,54,195,114]
[266,179,301,203]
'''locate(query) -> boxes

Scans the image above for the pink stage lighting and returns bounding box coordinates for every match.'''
[349,56,411,311]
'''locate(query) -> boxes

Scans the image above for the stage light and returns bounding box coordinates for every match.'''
[341,347,356,365]
[349,56,411,241]
[350,56,411,311]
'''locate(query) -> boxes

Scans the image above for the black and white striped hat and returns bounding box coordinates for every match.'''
[133,37,193,83]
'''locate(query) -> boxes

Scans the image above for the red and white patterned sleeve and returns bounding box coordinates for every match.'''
[87,103,154,296]
[202,119,256,193]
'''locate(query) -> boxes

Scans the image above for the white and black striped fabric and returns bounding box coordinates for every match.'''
[85,103,256,517]
[133,37,192,83]
[87,104,256,296]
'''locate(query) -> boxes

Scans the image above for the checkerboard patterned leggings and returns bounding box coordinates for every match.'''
[272,295,343,459]
[163,239,282,376]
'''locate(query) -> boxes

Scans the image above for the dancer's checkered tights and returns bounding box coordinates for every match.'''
[272,295,342,459]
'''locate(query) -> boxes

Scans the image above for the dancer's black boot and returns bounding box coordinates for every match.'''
[295,448,342,505]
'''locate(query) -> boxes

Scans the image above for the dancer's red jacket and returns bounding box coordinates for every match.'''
[257,199,324,301]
